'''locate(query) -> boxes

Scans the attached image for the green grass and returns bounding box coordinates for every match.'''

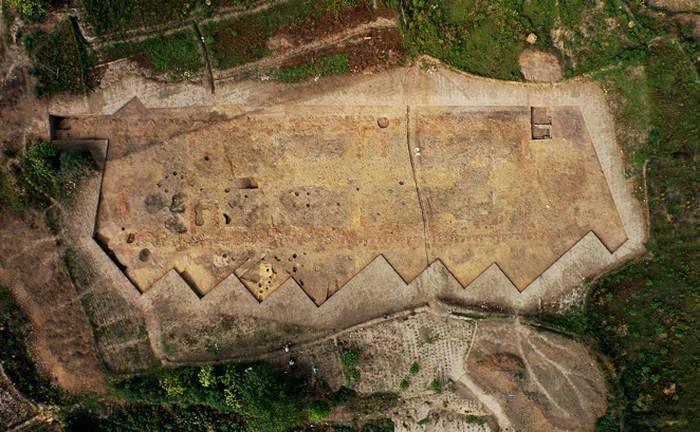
[81,0,260,36]
[395,0,656,79]
[270,53,349,81]
[61,403,245,432]
[361,418,394,432]
[24,20,96,96]
[583,39,699,431]
[428,379,441,394]
[203,0,369,70]
[7,141,96,207]
[101,30,205,80]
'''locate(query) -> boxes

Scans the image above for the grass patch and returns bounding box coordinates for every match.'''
[101,29,204,80]
[107,363,312,432]
[24,19,97,96]
[428,378,442,394]
[584,39,699,431]
[81,0,260,36]
[9,140,96,207]
[340,348,362,385]
[361,418,394,432]
[270,53,349,81]
[202,0,369,70]
[394,0,657,79]
[61,403,245,431]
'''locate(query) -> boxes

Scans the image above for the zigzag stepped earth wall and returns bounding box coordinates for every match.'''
[54,60,647,363]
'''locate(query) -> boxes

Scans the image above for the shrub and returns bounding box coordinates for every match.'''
[428,379,442,394]
[408,362,420,375]
[308,399,331,422]
[8,0,48,22]
[13,141,95,206]
[340,349,359,367]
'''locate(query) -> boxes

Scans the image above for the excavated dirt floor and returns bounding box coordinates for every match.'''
[57,101,626,304]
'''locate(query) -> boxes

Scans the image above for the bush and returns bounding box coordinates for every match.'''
[428,379,441,394]
[308,399,331,422]
[115,363,308,432]
[61,403,245,432]
[13,141,95,206]
[8,0,49,22]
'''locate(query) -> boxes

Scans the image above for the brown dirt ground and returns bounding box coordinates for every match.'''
[518,49,563,82]
[278,3,395,46]
[0,209,106,394]
[56,101,626,305]
[277,27,408,75]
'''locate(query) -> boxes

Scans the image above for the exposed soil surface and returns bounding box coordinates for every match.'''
[278,3,394,46]
[518,49,564,82]
[0,209,106,394]
[58,102,626,304]
[256,309,607,432]
[278,27,407,75]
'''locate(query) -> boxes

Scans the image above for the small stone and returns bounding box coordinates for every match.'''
[145,193,166,214]
[377,117,390,128]
[138,248,151,262]
[164,215,188,234]
[170,192,187,213]
[194,203,205,226]
[126,233,135,243]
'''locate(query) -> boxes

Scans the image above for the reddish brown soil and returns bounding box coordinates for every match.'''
[279,28,407,75]
[278,4,395,45]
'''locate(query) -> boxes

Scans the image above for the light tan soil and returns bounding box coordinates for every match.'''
[255,308,607,432]
[518,50,563,82]
[58,101,625,305]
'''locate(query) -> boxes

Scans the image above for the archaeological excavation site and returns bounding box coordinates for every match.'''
[3,1,696,432]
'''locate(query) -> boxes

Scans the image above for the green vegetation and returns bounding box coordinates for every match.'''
[109,363,307,432]
[361,418,395,432]
[408,362,420,375]
[308,399,331,422]
[7,0,49,22]
[81,0,259,36]
[0,141,95,212]
[583,40,699,432]
[24,20,96,96]
[62,403,245,431]
[340,348,362,384]
[398,378,409,391]
[203,0,369,69]
[394,0,658,79]
[0,288,65,404]
[428,379,441,394]
[101,30,205,80]
[270,54,349,82]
